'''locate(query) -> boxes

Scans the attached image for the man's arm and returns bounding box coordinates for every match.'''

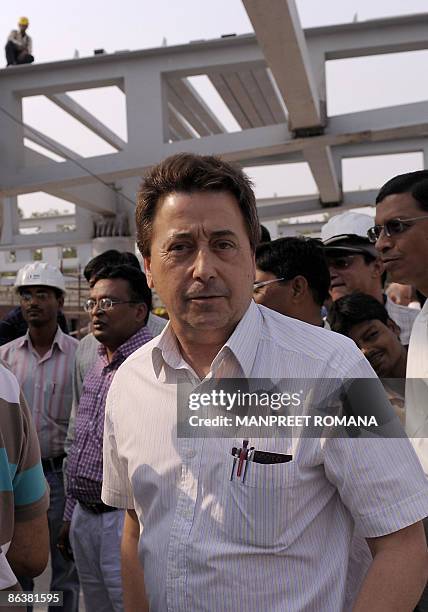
[353,521,428,612]
[121,510,148,612]
[6,513,49,578]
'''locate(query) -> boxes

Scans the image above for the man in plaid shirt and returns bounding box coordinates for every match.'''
[60,264,154,612]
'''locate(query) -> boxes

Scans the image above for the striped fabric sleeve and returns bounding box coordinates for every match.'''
[13,391,49,522]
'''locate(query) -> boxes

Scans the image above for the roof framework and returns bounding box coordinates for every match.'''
[1,3,428,253]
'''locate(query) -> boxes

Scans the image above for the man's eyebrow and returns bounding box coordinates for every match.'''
[166,229,238,241]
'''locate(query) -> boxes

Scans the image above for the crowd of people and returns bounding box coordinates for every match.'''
[0,155,427,612]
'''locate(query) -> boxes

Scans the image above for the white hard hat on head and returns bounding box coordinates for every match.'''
[15,262,66,293]
[321,211,378,257]
[321,211,374,243]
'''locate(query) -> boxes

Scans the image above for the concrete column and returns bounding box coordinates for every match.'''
[76,243,93,268]
[15,249,33,263]
[43,247,61,266]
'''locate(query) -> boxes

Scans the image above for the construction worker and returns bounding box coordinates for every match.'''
[5,17,34,66]
[0,263,79,611]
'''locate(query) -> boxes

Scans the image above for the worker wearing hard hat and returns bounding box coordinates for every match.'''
[0,263,80,611]
[5,16,34,66]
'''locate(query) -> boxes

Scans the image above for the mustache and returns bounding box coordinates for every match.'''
[185,286,229,299]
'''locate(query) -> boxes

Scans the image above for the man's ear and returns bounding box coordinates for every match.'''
[290,276,308,301]
[58,294,65,309]
[143,256,154,289]
[386,318,401,339]
[136,302,149,325]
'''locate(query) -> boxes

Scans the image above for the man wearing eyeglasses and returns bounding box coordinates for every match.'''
[0,262,80,611]
[373,171,428,611]
[254,237,330,327]
[60,264,153,612]
[321,211,418,345]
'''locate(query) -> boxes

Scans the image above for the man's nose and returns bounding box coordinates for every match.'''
[192,247,217,281]
[375,229,393,252]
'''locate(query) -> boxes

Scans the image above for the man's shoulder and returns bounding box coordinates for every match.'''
[259,305,361,361]
[0,336,22,357]
[0,363,20,404]
[386,297,419,322]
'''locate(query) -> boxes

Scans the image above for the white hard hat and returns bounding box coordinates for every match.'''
[15,262,66,293]
[321,211,377,256]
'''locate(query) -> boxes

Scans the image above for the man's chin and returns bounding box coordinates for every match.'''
[330,287,347,302]
[92,329,107,342]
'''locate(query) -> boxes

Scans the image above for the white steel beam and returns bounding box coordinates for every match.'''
[257,189,378,221]
[47,93,126,150]
[167,78,225,135]
[24,126,78,161]
[303,145,341,204]
[243,0,322,129]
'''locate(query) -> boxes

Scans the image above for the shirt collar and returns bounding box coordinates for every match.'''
[18,325,65,352]
[98,325,153,364]
[151,301,262,380]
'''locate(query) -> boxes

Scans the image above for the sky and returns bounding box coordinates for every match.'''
[2,0,427,217]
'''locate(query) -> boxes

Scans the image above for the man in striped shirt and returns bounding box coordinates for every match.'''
[61,264,153,611]
[102,154,428,612]
[0,362,49,608]
[0,263,79,611]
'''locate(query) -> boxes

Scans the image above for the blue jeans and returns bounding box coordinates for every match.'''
[19,467,80,612]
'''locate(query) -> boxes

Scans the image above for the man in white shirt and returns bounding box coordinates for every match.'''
[372,169,428,611]
[102,153,428,612]
[5,17,34,66]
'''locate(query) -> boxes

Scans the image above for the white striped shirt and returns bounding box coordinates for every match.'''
[102,301,428,612]
[0,327,78,459]
[386,295,419,345]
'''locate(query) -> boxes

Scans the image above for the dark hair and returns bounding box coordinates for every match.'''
[91,264,152,324]
[259,224,271,243]
[84,250,141,282]
[256,237,330,306]
[376,170,428,211]
[136,153,259,256]
[328,292,390,336]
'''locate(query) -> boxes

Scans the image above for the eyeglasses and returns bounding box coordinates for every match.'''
[367,216,428,243]
[83,297,142,312]
[253,277,285,292]
[326,255,359,270]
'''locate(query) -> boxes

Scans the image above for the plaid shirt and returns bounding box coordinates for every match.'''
[64,326,153,519]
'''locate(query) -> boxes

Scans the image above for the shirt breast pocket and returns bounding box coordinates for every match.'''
[220,454,297,548]
[43,381,72,423]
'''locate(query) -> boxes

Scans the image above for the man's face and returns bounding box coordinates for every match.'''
[327,253,382,302]
[347,319,403,377]
[89,278,147,350]
[144,191,255,341]
[20,286,62,328]
[19,24,28,34]
[253,268,293,316]
[375,193,428,292]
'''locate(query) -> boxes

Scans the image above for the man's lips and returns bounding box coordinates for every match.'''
[367,351,384,367]
[186,294,225,300]
[330,281,345,290]
[92,319,107,329]
[381,257,401,268]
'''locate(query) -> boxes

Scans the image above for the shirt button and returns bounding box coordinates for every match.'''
[186,449,196,459]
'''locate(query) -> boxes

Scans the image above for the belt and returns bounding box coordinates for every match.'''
[41,454,66,471]
[78,500,118,515]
